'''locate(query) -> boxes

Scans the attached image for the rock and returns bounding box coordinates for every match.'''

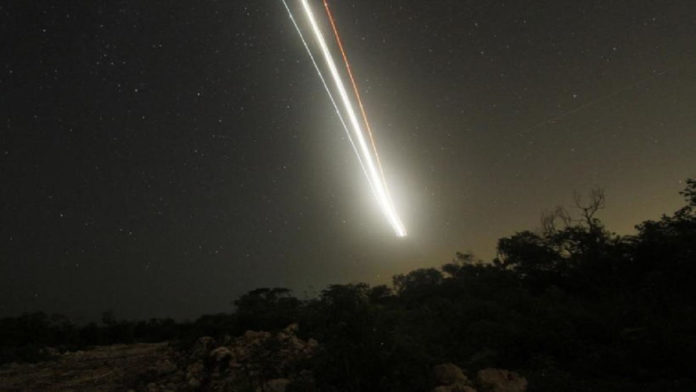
[40,346,60,357]
[264,378,291,392]
[284,323,299,334]
[186,361,204,388]
[243,330,272,342]
[477,368,527,392]
[153,358,177,375]
[432,363,475,392]
[433,363,470,386]
[187,377,201,389]
[210,346,232,361]
[191,336,216,359]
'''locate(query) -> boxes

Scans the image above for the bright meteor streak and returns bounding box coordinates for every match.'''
[279,0,373,191]
[322,0,386,182]
[299,0,407,237]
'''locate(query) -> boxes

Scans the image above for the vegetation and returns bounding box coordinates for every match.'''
[2,179,695,391]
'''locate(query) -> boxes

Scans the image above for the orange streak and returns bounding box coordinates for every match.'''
[322,0,386,181]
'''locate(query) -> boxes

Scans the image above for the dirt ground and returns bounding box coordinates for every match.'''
[0,343,175,392]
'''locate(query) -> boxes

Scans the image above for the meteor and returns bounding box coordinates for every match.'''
[279,0,373,188]
[284,0,407,237]
[322,0,387,182]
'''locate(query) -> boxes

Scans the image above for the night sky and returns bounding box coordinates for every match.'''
[2,0,695,321]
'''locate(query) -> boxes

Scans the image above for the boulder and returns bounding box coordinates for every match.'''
[187,377,201,389]
[210,346,232,362]
[185,361,204,388]
[190,336,216,359]
[477,368,527,392]
[243,330,272,343]
[433,363,471,385]
[284,323,299,334]
[152,358,177,375]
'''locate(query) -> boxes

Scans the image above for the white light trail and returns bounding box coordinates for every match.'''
[299,0,407,237]
[279,0,373,189]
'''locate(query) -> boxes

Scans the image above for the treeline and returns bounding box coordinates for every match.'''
[2,179,695,392]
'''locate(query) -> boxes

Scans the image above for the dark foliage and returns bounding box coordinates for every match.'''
[2,180,695,391]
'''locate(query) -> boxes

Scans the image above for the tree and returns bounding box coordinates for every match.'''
[392,268,444,296]
[234,288,301,331]
[573,188,606,230]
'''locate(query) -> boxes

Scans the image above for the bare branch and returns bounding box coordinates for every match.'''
[574,188,606,228]
[541,205,572,235]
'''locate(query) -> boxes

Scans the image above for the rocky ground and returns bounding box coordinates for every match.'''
[431,363,527,392]
[0,325,526,392]
[0,342,176,392]
[0,324,317,392]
